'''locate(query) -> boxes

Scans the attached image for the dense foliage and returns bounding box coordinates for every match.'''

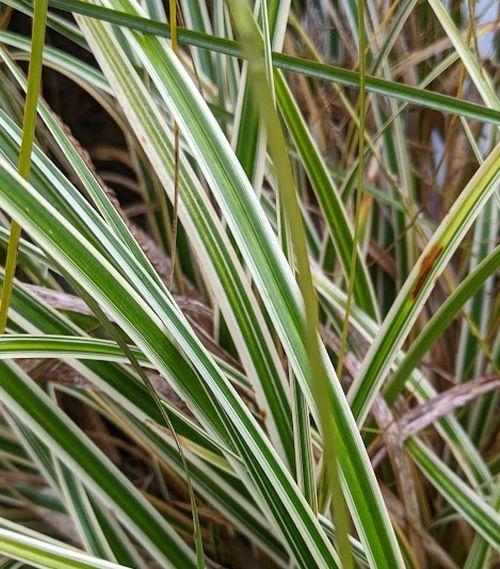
[0,0,498,567]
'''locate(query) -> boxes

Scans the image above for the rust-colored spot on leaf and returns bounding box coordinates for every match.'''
[412,244,443,299]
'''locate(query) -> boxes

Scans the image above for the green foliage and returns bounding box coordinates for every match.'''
[0,0,498,567]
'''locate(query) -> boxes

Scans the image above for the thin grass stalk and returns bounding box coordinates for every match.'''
[337,0,367,386]
[278,99,317,514]
[65,271,206,568]
[0,0,48,332]
[226,2,353,566]
[267,2,316,512]
[168,0,181,290]
[165,2,205,556]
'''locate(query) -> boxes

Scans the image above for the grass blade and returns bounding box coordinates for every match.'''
[349,143,500,425]
[0,0,48,332]
[0,521,129,569]
[38,0,500,124]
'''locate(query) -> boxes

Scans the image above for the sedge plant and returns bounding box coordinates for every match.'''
[0,0,498,567]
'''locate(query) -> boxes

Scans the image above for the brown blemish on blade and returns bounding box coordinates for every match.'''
[411,244,443,299]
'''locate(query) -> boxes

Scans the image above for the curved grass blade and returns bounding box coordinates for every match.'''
[314,272,493,490]
[427,0,499,109]
[407,439,500,548]
[52,459,117,561]
[2,0,86,48]
[0,30,111,93]
[0,279,338,566]
[42,0,500,125]
[12,404,147,569]
[348,143,500,425]
[0,360,197,568]
[385,246,500,402]
[0,48,294,469]
[0,154,340,569]
[38,31,293,469]
[0,521,130,569]
[0,334,150,362]
[77,2,405,565]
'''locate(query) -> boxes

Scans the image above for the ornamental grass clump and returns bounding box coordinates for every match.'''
[0,0,498,567]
